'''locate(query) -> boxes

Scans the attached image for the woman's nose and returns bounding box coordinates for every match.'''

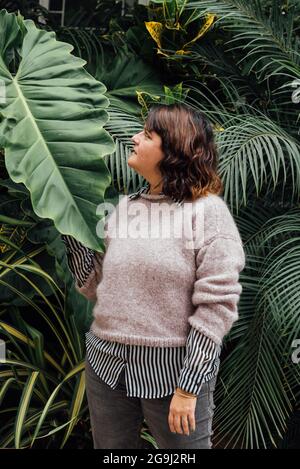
[131,131,142,144]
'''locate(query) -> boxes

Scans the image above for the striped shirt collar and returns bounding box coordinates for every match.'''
[128,182,184,206]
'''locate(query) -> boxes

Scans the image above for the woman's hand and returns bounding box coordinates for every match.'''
[168,394,197,435]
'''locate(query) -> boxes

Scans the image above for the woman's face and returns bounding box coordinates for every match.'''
[128,126,165,179]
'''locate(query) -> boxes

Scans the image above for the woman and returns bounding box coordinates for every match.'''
[62,103,246,449]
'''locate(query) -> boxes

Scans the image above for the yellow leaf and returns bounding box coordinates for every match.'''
[136,91,161,109]
[175,50,192,55]
[136,91,148,110]
[182,14,215,49]
[157,48,170,57]
[145,21,164,49]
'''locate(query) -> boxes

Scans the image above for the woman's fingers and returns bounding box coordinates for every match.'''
[168,413,195,435]
[173,414,183,434]
[168,394,197,435]
[188,412,196,433]
[181,415,190,435]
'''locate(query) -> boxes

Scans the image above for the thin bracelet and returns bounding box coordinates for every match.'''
[176,386,198,397]
[175,387,197,399]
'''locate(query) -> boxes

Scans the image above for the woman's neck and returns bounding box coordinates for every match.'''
[148,180,163,195]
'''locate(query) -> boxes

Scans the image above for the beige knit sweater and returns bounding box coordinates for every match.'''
[76,192,246,346]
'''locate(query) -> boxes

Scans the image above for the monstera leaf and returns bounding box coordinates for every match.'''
[0,9,115,252]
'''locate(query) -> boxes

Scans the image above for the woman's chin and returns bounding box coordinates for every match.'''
[127,156,139,170]
[127,160,143,177]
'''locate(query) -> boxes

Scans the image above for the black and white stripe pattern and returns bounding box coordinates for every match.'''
[128,184,150,200]
[128,182,184,206]
[86,329,221,398]
[61,234,95,288]
[176,329,221,395]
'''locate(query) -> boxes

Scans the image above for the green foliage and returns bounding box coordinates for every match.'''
[0,9,115,252]
[0,246,88,447]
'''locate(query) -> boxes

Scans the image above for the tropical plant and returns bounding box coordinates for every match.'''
[0,8,113,448]
[0,9,115,252]
[145,0,216,57]
[0,195,89,448]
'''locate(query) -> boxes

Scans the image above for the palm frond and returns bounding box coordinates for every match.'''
[215,202,300,448]
[216,114,300,211]
[187,0,300,82]
[104,107,145,193]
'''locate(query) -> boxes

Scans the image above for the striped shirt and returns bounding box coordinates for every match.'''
[61,184,221,398]
[85,329,220,398]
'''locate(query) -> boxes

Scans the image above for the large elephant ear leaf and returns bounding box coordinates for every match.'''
[0,10,115,252]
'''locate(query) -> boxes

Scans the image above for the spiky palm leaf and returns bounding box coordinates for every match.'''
[186,0,300,129]
[104,107,144,193]
[214,204,300,448]
[187,0,300,81]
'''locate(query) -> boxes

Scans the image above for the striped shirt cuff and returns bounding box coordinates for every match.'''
[176,328,221,396]
[61,234,95,288]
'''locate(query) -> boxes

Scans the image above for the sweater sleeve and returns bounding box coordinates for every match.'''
[176,327,221,395]
[61,234,105,302]
[188,235,246,346]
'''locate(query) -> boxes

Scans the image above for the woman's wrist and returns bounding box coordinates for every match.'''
[174,387,198,398]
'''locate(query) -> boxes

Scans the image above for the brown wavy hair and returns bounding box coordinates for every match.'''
[144,103,223,201]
